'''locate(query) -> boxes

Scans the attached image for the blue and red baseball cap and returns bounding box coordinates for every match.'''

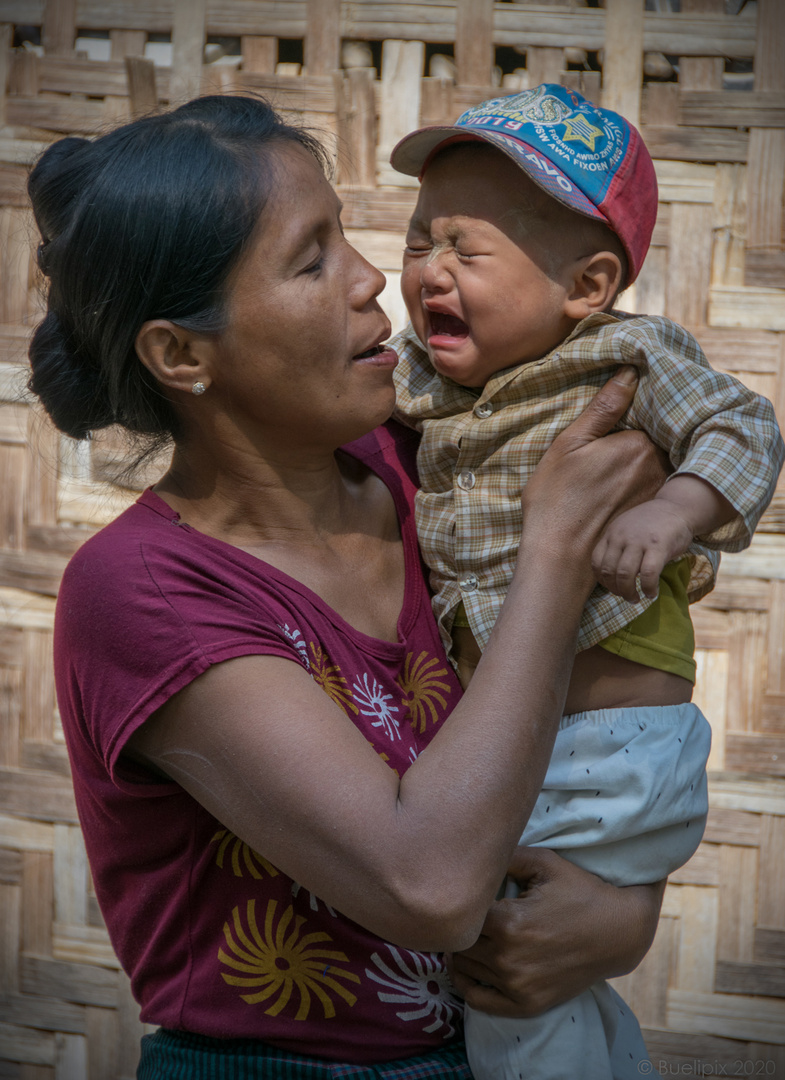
[390,83,657,284]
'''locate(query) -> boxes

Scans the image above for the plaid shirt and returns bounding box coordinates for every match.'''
[392,312,784,654]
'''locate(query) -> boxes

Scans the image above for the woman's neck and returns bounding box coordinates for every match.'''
[153,435,366,549]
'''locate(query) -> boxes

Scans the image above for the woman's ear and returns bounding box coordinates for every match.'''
[562,251,623,321]
[135,320,214,396]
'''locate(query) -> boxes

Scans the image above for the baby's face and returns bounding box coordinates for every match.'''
[401,146,576,388]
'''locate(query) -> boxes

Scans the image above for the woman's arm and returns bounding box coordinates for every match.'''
[128,368,667,954]
[448,847,666,1016]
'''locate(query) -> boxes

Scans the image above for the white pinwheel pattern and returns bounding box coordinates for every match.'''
[366,946,461,1037]
[352,673,401,741]
[278,623,309,670]
[290,880,337,918]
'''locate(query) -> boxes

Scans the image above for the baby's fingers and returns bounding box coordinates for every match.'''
[592,539,644,603]
[639,548,665,600]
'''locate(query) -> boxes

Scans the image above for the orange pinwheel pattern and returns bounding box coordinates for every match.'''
[218,899,360,1019]
[211,829,279,880]
[397,651,452,733]
[309,643,359,715]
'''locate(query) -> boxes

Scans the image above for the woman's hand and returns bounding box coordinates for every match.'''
[447,846,665,1017]
[521,366,671,571]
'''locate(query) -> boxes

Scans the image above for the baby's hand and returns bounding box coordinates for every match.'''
[591,499,693,602]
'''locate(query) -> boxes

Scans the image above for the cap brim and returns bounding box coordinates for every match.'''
[390,126,475,177]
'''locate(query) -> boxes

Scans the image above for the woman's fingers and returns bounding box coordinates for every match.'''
[548,365,638,452]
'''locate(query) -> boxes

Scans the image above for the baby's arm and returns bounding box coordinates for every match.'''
[591,474,736,602]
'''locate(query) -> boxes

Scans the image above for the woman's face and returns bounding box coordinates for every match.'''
[210,143,398,450]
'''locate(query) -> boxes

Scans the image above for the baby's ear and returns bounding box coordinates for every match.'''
[563,251,623,320]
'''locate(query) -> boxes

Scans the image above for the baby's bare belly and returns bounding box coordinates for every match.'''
[452,626,693,712]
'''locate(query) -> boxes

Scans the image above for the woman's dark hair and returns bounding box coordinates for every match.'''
[27,95,330,441]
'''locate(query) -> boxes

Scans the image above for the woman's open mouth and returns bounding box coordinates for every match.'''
[352,344,398,366]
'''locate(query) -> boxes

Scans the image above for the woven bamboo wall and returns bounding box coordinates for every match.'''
[0,1,783,1076]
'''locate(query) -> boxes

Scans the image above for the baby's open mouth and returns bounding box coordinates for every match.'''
[429,312,469,338]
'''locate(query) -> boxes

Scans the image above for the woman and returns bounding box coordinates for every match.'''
[28,95,665,1076]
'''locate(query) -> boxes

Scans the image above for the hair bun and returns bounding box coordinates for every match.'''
[28,310,114,439]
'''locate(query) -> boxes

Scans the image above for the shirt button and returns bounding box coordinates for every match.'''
[474,402,493,418]
[457,469,476,490]
[459,574,479,592]
[552,352,561,362]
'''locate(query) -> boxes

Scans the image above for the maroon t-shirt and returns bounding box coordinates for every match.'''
[54,421,465,1062]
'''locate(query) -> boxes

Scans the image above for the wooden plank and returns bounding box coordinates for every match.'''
[725,734,785,778]
[0,879,20,997]
[0,208,35,324]
[677,885,718,992]
[0,814,53,854]
[641,125,747,164]
[21,741,70,777]
[0,551,67,597]
[125,56,157,118]
[0,1021,54,1067]
[53,923,117,969]
[718,845,757,962]
[643,1027,770,1070]
[25,411,59,531]
[0,24,11,129]
[756,928,785,964]
[711,162,747,289]
[304,0,340,76]
[769,583,785,700]
[679,91,785,129]
[53,823,87,927]
[667,988,785,1044]
[41,0,76,57]
[704,808,761,847]
[22,850,52,956]
[241,35,277,75]
[0,848,22,883]
[0,991,84,1034]
[687,326,782,371]
[455,0,494,88]
[0,2,760,57]
[746,249,785,290]
[338,185,418,232]
[334,67,376,188]
[170,0,206,106]
[0,767,78,823]
[758,815,785,928]
[0,588,56,633]
[745,129,785,250]
[20,955,118,1008]
[4,96,107,135]
[666,202,713,325]
[709,285,785,333]
[655,159,715,204]
[0,1,760,55]
[708,773,785,815]
[86,1005,118,1079]
[376,39,424,189]
[715,960,785,998]
[678,0,724,94]
[22,630,55,743]
[109,29,146,60]
[753,0,785,92]
[602,0,644,129]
